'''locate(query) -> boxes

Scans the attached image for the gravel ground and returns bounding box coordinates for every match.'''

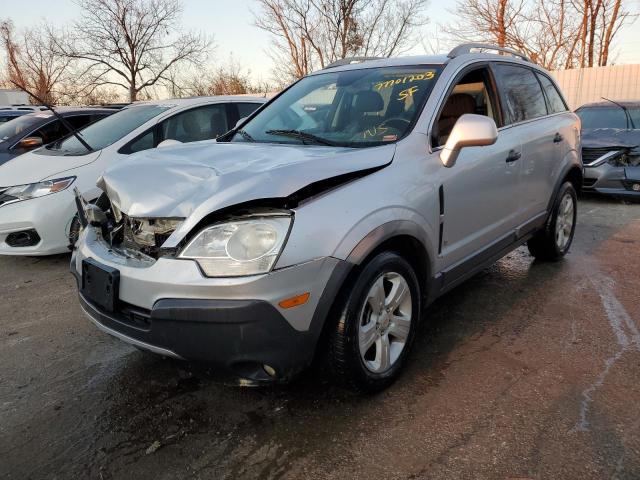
[1,195,639,480]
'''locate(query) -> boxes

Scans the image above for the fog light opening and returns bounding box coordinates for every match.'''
[263,364,277,378]
[6,229,41,248]
[632,183,640,192]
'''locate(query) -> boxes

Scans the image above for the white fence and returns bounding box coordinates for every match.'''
[551,64,640,110]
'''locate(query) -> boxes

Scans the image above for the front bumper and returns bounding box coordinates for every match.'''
[72,228,350,381]
[0,190,77,255]
[583,164,640,198]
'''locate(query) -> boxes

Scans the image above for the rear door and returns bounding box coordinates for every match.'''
[491,63,564,221]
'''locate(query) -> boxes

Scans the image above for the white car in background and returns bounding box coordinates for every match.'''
[0,96,266,255]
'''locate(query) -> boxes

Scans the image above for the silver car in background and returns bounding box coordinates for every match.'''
[72,44,582,391]
[577,100,640,198]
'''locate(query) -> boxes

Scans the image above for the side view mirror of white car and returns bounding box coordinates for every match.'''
[157,139,183,149]
[440,114,498,168]
[235,117,248,129]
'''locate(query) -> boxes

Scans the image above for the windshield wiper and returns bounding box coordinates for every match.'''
[601,97,637,130]
[9,81,94,153]
[265,129,337,146]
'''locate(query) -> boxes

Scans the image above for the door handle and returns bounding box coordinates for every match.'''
[506,150,521,163]
[553,133,563,143]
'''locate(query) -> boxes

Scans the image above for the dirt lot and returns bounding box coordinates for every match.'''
[1,195,639,480]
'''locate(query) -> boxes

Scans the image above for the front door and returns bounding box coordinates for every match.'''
[432,65,523,269]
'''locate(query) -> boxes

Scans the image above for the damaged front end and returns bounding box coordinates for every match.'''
[74,188,184,262]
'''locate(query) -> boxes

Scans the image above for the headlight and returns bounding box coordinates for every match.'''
[179,216,292,277]
[3,177,76,202]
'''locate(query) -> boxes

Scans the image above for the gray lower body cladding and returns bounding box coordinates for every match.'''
[77,292,319,382]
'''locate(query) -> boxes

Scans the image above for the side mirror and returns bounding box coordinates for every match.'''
[235,117,248,129]
[156,139,182,148]
[439,114,498,168]
[18,136,44,150]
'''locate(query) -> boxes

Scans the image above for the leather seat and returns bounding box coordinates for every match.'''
[436,93,476,145]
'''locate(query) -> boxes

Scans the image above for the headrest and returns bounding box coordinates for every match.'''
[441,93,476,118]
[353,91,384,113]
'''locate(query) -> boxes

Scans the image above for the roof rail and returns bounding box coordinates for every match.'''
[323,57,384,69]
[447,43,532,63]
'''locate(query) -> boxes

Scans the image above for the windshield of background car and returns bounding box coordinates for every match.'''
[577,106,640,130]
[229,66,442,147]
[0,113,48,143]
[39,104,173,155]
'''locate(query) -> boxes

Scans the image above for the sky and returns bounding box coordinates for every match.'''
[4,0,640,83]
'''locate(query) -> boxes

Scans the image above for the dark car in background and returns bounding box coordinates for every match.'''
[0,107,113,166]
[0,110,29,124]
[577,100,640,198]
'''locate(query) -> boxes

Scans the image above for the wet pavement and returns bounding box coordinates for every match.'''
[1,195,639,480]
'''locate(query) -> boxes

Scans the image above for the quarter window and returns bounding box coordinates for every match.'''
[493,64,547,124]
[536,74,567,114]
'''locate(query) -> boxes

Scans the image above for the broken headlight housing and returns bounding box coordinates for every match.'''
[179,216,292,277]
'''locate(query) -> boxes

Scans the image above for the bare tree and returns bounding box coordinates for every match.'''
[443,0,635,70]
[0,20,72,104]
[254,0,429,80]
[54,0,211,102]
[173,60,274,97]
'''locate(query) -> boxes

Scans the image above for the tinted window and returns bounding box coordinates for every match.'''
[161,104,229,142]
[536,74,567,114]
[40,104,172,156]
[229,66,442,147]
[494,64,547,123]
[576,106,640,129]
[237,102,262,119]
[126,129,156,153]
[32,120,67,144]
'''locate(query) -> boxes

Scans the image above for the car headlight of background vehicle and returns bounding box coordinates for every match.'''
[2,177,76,203]
[179,216,292,277]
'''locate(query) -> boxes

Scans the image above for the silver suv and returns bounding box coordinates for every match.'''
[72,44,582,391]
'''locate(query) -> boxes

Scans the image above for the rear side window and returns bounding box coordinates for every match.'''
[237,102,262,119]
[536,74,567,114]
[493,64,547,124]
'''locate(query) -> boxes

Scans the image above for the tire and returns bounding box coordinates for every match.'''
[326,251,421,392]
[68,215,81,249]
[527,181,577,261]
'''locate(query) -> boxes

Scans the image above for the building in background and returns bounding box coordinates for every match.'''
[0,89,29,106]
[552,65,640,110]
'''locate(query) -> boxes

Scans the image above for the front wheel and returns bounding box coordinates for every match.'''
[527,181,577,261]
[326,251,421,392]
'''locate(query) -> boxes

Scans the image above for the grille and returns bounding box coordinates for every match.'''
[582,147,622,165]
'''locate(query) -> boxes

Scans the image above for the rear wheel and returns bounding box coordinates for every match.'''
[527,181,577,261]
[326,251,421,392]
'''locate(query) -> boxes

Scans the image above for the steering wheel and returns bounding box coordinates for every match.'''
[379,117,411,131]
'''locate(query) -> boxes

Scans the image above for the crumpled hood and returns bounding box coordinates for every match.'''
[0,149,101,186]
[582,128,640,155]
[98,141,395,245]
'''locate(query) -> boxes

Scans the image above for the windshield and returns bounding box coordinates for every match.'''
[227,65,442,147]
[577,106,640,130]
[0,113,50,143]
[39,104,172,156]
